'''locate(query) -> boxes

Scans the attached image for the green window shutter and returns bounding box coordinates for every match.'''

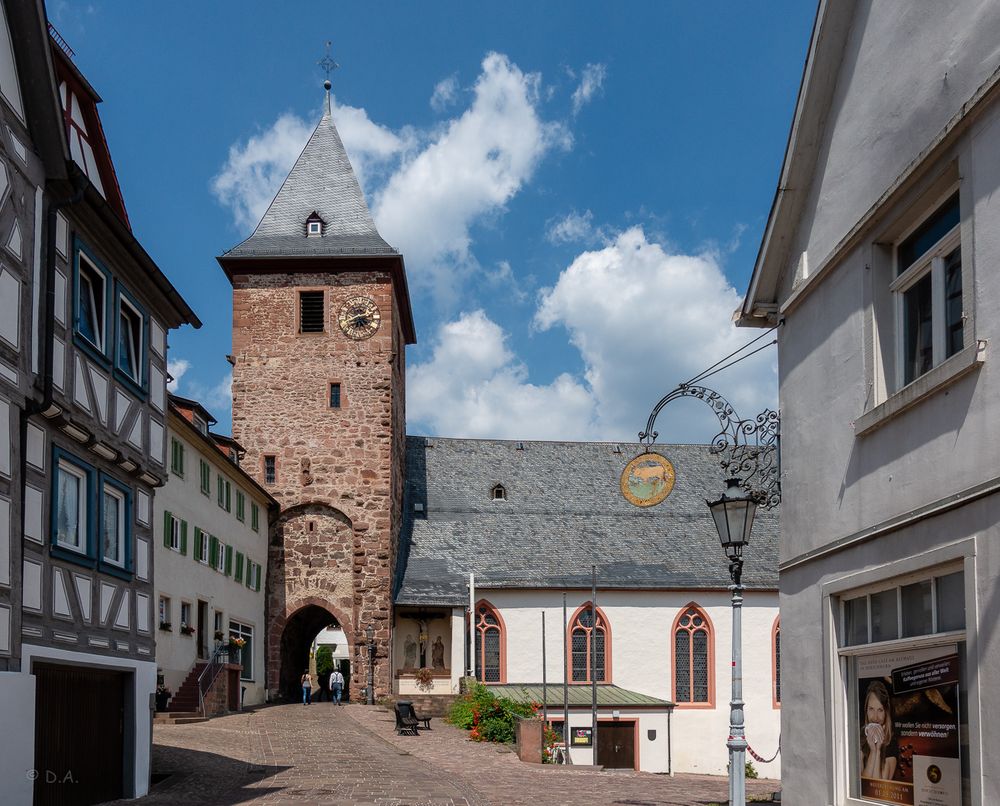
[179,442,185,476]
[193,527,202,561]
[180,520,188,555]
[224,545,233,576]
[217,477,224,507]
[251,504,259,532]
[245,561,253,588]
[210,535,219,567]
[235,552,244,583]
[163,511,172,548]
[255,564,261,592]
[225,482,231,512]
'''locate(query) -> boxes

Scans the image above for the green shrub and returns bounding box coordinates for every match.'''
[446,682,536,745]
[745,760,759,779]
[315,645,333,678]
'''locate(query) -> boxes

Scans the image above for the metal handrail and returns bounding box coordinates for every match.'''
[197,644,231,716]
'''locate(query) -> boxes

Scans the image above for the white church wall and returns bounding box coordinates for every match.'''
[477,588,781,777]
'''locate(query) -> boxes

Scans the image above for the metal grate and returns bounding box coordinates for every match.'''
[299,291,325,333]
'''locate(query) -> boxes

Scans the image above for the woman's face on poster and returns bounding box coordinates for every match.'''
[866,691,887,727]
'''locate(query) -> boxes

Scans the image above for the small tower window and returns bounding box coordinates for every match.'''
[329,382,341,408]
[305,211,325,238]
[263,455,277,486]
[299,291,324,333]
[491,484,507,501]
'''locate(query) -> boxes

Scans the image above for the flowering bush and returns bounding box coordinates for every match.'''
[415,667,435,687]
[447,682,536,745]
[541,724,562,763]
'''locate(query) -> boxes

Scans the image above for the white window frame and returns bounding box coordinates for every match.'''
[159,595,171,626]
[117,294,143,383]
[891,209,961,391]
[101,482,126,567]
[307,220,322,236]
[229,620,254,680]
[198,530,209,564]
[820,539,982,806]
[55,458,87,553]
[169,515,181,552]
[180,601,192,630]
[78,252,106,351]
[215,541,226,573]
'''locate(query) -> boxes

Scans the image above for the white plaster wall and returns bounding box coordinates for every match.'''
[0,671,35,806]
[787,0,1000,277]
[557,708,672,773]
[475,589,780,776]
[392,609,457,693]
[21,644,156,799]
[153,421,270,705]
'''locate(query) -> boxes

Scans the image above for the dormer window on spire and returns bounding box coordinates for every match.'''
[305,211,325,238]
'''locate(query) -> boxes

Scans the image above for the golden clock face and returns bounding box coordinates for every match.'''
[338,296,381,340]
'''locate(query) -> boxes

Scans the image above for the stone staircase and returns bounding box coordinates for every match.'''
[154,662,208,724]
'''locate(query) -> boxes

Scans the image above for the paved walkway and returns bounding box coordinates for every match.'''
[112,702,779,805]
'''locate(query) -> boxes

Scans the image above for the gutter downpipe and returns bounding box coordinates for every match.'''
[468,573,475,678]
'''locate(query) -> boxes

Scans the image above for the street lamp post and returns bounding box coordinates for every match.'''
[707,478,758,806]
[365,623,376,706]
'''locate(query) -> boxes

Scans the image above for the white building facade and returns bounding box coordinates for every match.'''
[393,437,782,776]
[739,2,1000,803]
[154,396,274,709]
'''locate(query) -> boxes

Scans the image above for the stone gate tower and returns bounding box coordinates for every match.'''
[218,85,416,700]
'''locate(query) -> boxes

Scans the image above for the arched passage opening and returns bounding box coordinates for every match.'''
[276,603,353,701]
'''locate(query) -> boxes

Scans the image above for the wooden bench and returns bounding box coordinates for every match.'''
[394,703,420,735]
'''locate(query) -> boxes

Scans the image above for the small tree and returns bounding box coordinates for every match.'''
[315,645,334,678]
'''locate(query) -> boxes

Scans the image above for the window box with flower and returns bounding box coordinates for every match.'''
[179,624,196,636]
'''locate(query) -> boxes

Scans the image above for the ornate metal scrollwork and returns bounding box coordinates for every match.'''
[639,384,780,509]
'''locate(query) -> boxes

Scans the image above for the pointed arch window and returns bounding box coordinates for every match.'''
[772,617,781,708]
[673,604,715,707]
[569,603,610,683]
[474,601,506,683]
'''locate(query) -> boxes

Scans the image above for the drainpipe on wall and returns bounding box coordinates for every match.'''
[467,573,475,678]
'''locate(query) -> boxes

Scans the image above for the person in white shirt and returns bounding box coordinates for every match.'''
[329,669,345,705]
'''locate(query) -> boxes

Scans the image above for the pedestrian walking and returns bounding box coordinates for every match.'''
[301,670,313,705]
[330,668,345,705]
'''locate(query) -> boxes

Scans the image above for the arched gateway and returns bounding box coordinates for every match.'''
[271,598,353,700]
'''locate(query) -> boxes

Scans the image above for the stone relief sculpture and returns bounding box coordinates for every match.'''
[300,457,314,486]
[432,636,445,669]
[404,634,417,669]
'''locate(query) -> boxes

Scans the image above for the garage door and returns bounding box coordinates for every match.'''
[34,664,126,806]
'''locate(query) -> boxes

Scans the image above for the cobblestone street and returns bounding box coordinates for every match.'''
[113,703,780,805]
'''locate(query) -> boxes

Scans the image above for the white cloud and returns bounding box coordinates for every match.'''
[546,209,598,245]
[430,75,460,111]
[373,53,571,301]
[212,101,410,233]
[571,63,607,115]
[535,226,776,441]
[212,113,315,232]
[407,226,776,443]
[482,259,528,303]
[167,359,190,392]
[407,310,595,439]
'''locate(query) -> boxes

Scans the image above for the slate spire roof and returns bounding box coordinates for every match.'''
[222,86,397,258]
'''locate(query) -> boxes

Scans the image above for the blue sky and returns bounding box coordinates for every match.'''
[50,1,815,443]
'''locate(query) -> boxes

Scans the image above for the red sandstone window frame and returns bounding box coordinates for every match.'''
[671,602,716,709]
[567,602,611,684]
[328,379,347,410]
[473,599,507,684]
[772,616,781,709]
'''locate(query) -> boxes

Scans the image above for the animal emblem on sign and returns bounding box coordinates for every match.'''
[620,453,676,507]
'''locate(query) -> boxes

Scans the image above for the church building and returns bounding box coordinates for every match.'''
[217,81,781,776]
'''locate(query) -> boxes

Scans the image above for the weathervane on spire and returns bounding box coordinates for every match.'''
[318,41,339,89]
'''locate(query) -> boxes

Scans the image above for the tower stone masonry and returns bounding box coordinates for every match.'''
[218,91,416,700]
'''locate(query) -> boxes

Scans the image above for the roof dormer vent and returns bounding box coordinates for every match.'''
[305,211,325,237]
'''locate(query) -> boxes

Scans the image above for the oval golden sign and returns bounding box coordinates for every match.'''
[620,452,676,507]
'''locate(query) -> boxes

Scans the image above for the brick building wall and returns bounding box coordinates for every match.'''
[230,269,403,699]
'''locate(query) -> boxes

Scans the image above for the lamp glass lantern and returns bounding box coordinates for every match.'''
[365,623,375,645]
[707,478,757,561]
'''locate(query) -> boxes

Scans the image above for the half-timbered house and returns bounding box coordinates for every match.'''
[0,4,198,803]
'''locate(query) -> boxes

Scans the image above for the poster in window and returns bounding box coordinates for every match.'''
[857,645,960,806]
[570,727,593,747]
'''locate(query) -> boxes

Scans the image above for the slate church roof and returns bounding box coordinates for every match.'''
[394,437,779,606]
[222,94,397,259]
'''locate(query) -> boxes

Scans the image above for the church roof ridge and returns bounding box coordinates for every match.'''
[223,90,395,259]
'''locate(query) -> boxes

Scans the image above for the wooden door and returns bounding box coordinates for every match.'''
[596,721,635,769]
[34,664,125,806]
[197,600,208,659]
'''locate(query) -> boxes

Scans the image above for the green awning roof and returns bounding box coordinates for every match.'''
[489,684,673,709]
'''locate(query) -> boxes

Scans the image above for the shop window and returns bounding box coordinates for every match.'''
[474,600,506,683]
[569,603,610,683]
[673,603,714,707]
[229,620,254,680]
[839,568,969,803]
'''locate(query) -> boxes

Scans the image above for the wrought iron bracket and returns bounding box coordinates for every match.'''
[639,383,780,509]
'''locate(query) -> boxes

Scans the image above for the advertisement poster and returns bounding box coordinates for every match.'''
[570,727,593,747]
[857,645,961,806]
